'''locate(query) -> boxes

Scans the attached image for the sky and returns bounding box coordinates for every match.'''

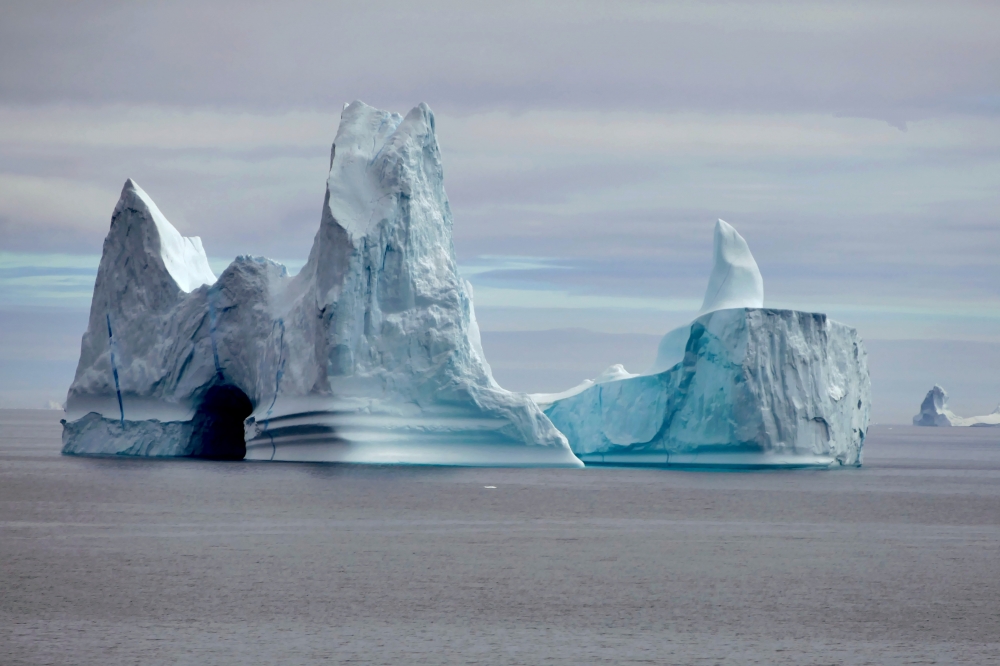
[1,0,999,419]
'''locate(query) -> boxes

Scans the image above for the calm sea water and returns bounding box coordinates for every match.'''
[2,409,999,665]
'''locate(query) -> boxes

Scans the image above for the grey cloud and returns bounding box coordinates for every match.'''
[0,0,997,338]
[2,1,998,123]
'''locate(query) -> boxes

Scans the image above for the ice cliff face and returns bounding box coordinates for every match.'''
[63,101,581,467]
[542,220,870,468]
[546,309,870,467]
[913,385,1000,427]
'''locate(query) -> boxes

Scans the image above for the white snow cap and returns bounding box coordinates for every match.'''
[699,219,763,315]
[122,179,216,293]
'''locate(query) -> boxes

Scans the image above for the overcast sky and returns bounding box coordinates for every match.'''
[1,1,998,412]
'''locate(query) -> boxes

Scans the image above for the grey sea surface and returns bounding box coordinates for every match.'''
[2,410,999,665]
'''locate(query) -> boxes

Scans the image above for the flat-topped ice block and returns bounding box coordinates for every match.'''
[545,308,871,468]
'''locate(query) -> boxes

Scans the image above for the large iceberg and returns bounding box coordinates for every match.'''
[912,385,1000,427]
[62,101,582,467]
[542,221,871,468]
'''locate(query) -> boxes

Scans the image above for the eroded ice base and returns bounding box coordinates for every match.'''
[244,397,583,467]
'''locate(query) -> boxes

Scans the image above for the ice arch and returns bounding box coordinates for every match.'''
[188,385,254,460]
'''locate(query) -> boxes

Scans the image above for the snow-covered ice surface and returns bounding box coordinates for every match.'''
[542,219,870,468]
[528,364,638,409]
[62,102,580,467]
[913,385,1000,427]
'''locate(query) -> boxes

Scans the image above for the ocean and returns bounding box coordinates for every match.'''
[2,409,998,665]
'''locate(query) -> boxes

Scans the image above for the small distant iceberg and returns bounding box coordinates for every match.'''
[912,385,1000,427]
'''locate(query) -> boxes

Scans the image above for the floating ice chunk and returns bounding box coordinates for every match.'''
[543,217,869,468]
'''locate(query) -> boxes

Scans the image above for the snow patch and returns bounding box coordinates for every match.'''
[123,180,216,293]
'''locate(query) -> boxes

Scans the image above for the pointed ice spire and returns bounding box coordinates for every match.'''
[647,219,764,374]
[70,180,220,411]
[112,179,217,293]
[699,219,763,315]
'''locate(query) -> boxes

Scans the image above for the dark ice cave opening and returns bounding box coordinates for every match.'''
[188,384,254,460]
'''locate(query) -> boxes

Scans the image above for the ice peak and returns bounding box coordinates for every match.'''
[927,384,948,408]
[112,179,216,293]
[699,219,763,315]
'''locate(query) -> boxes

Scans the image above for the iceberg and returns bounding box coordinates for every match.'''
[912,385,1000,427]
[62,101,582,467]
[542,220,871,468]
